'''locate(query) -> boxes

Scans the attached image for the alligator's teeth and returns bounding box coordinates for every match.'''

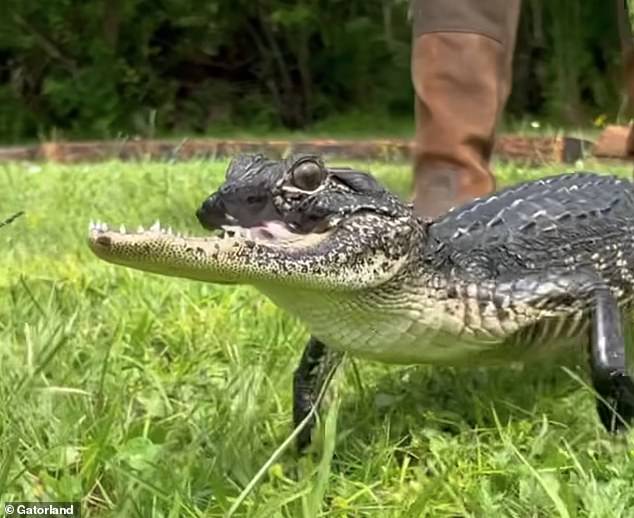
[150,220,161,232]
[167,227,173,235]
[137,225,144,233]
[119,224,126,234]
[89,220,95,232]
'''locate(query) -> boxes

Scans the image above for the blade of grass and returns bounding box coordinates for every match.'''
[225,357,343,517]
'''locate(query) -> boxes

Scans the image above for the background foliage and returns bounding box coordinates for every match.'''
[0,0,628,142]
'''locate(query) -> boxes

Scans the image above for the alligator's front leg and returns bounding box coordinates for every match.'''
[590,289,634,431]
[293,337,343,451]
[495,270,634,432]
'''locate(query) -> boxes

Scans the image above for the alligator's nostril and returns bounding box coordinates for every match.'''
[246,195,264,205]
[203,194,226,212]
[96,235,112,246]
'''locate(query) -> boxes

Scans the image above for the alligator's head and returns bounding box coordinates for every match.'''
[88,155,423,292]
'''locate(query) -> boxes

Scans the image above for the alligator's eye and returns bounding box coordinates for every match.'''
[291,161,325,191]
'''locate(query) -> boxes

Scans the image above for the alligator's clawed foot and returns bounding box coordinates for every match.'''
[294,406,317,453]
[589,288,634,433]
[595,372,634,432]
[293,338,343,452]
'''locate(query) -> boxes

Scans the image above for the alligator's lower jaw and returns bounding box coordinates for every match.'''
[88,226,226,282]
[86,219,335,286]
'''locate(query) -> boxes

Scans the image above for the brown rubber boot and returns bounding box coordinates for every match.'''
[616,0,634,161]
[410,0,521,219]
[624,51,634,158]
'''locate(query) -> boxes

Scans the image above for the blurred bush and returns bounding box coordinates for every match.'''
[0,0,626,142]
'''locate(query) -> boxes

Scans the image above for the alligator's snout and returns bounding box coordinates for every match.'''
[197,188,280,231]
[196,193,228,230]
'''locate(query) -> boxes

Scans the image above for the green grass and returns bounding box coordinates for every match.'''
[2,157,634,517]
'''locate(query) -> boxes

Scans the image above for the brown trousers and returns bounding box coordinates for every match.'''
[412,0,634,217]
[410,0,522,218]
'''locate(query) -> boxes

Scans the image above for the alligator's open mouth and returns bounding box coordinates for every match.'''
[87,216,336,274]
[87,209,404,294]
[88,218,328,290]
[88,215,333,251]
[211,219,331,243]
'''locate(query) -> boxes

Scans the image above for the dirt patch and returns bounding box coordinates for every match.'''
[0,135,596,164]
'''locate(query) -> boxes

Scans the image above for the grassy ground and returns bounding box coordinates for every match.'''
[2,157,634,517]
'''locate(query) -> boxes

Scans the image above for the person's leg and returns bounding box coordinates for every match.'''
[411,0,522,218]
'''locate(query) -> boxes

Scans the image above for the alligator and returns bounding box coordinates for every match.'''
[88,154,634,449]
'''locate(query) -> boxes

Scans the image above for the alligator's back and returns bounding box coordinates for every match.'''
[426,172,634,286]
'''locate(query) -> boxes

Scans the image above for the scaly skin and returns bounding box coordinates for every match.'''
[89,155,634,447]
